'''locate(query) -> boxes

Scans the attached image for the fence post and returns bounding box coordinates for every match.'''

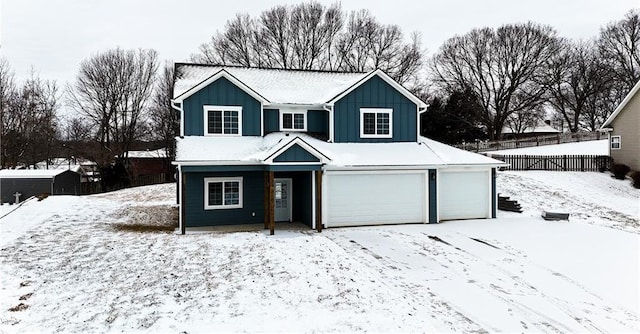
[581,156,585,171]
[563,155,567,171]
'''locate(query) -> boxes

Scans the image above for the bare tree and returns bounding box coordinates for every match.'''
[0,58,17,167]
[1,69,59,168]
[545,39,612,132]
[148,62,178,178]
[598,9,640,91]
[430,22,561,140]
[191,1,423,85]
[67,48,158,167]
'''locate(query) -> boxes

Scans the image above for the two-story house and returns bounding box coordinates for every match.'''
[601,80,640,171]
[171,64,505,234]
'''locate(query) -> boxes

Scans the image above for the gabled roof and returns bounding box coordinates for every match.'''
[175,133,506,168]
[602,80,640,128]
[173,64,427,107]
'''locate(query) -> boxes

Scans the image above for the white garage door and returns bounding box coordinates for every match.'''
[325,173,425,227]
[439,170,491,221]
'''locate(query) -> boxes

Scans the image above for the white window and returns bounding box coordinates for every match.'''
[280,110,307,131]
[611,135,621,150]
[360,108,393,138]
[204,106,242,136]
[204,177,243,210]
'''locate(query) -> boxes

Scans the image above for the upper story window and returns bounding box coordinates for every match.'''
[280,109,307,131]
[204,177,243,210]
[360,108,392,138]
[611,135,621,150]
[204,105,242,136]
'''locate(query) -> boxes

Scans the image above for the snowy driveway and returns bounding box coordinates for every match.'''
[325,221,639,332]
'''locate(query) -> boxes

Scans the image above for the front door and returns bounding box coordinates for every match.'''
[274,178,292,222]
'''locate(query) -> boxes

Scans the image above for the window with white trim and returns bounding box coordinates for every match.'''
[360,108,392,138]
[280,110,307,131]
[204,106,242,136]
[611,135,621,150]
[204,177,243,210]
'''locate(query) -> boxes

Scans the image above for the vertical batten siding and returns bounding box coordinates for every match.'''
[307,110,329,137]
[333,75,417,143]
[428,169,437,223]
[264,109,279,134]
[609,89,640,170]
[273,144,321,162]
[182,77,261,136]
[184,171,264,227]
[491,168,497,218]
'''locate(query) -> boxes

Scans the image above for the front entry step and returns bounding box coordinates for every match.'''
[498,195,523,213]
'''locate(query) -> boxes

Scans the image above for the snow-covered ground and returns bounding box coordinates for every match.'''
[0,174,638,333]
[486,139,608,156]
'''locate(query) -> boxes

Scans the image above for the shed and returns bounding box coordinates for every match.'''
[0,169,81,203]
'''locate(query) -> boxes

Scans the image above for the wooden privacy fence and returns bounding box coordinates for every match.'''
[81,173,169,194]
[456,131,604,153]
[489,155,612,172]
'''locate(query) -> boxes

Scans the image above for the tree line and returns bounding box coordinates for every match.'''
[1,2,638,171]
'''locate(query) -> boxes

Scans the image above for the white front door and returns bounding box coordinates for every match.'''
[274,178,292,222]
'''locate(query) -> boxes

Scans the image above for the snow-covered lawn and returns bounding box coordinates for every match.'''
[1,174,638,333]
[486,139,608,156]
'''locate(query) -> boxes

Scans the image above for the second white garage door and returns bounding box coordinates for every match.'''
[439,170,491,221]
[325,173,426,227]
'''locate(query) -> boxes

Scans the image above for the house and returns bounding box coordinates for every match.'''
[124,148,171,179]
[600,81,640,171]
[502,121,561,140]
[171,64,506,234]
[0,169,81,203]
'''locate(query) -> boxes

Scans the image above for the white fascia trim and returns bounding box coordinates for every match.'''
[327,69,427,108]
[178,165,183,232]
[260,102,264,137]
[174,69,269,104]
[203,105,243,136]
[322,166,439,173]
[323,104,334,142]
[360,108,393,139]
[171,100,185,137]
[174,160,262,166]
[311,171,316,230]
[602,80,640,128]
[279,109,308,132]
[264,136,331,164]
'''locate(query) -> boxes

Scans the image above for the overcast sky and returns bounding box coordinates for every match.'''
[1,0,638,87]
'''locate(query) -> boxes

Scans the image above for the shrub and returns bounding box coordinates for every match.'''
[611,163,631,180]
[631,171,640,189]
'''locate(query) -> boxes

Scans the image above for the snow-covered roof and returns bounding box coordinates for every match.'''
[0,169,73,179]
[602,80,640,128]
[126,148,168,159]
[175,133,505,168]
[503,124,561,134]
[174,65,367,105]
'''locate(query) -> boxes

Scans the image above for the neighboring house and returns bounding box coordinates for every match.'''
[502,122,561,140]
[31,157,99,183]
[601,81,640,171]
[0,169,81,203]
[171,64,505,234]
[124,148,171,178]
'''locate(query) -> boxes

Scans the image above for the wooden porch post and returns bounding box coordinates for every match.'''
[180,172,186,235]
[268,171,275,235]
[316,170,323,233]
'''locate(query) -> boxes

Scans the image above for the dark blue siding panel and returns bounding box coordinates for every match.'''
[429,169,437,223]
[184,171,264,227]
[273,144,320,162]
[333,75,417,142]
[307,110,328,137]
[183,77,261,136]
[264,108,279,134]
[492,168,497,218]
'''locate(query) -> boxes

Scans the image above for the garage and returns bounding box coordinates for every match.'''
[324,172,426,227]
[438,169,491,221]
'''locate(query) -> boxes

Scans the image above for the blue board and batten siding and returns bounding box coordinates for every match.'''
[333,75,417,143]
[273,144,320,162]
[182,77,261,136]
[264,109,328,138]
[183,171,264,227]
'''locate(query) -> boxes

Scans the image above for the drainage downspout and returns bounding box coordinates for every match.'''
[171,99,184,137]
